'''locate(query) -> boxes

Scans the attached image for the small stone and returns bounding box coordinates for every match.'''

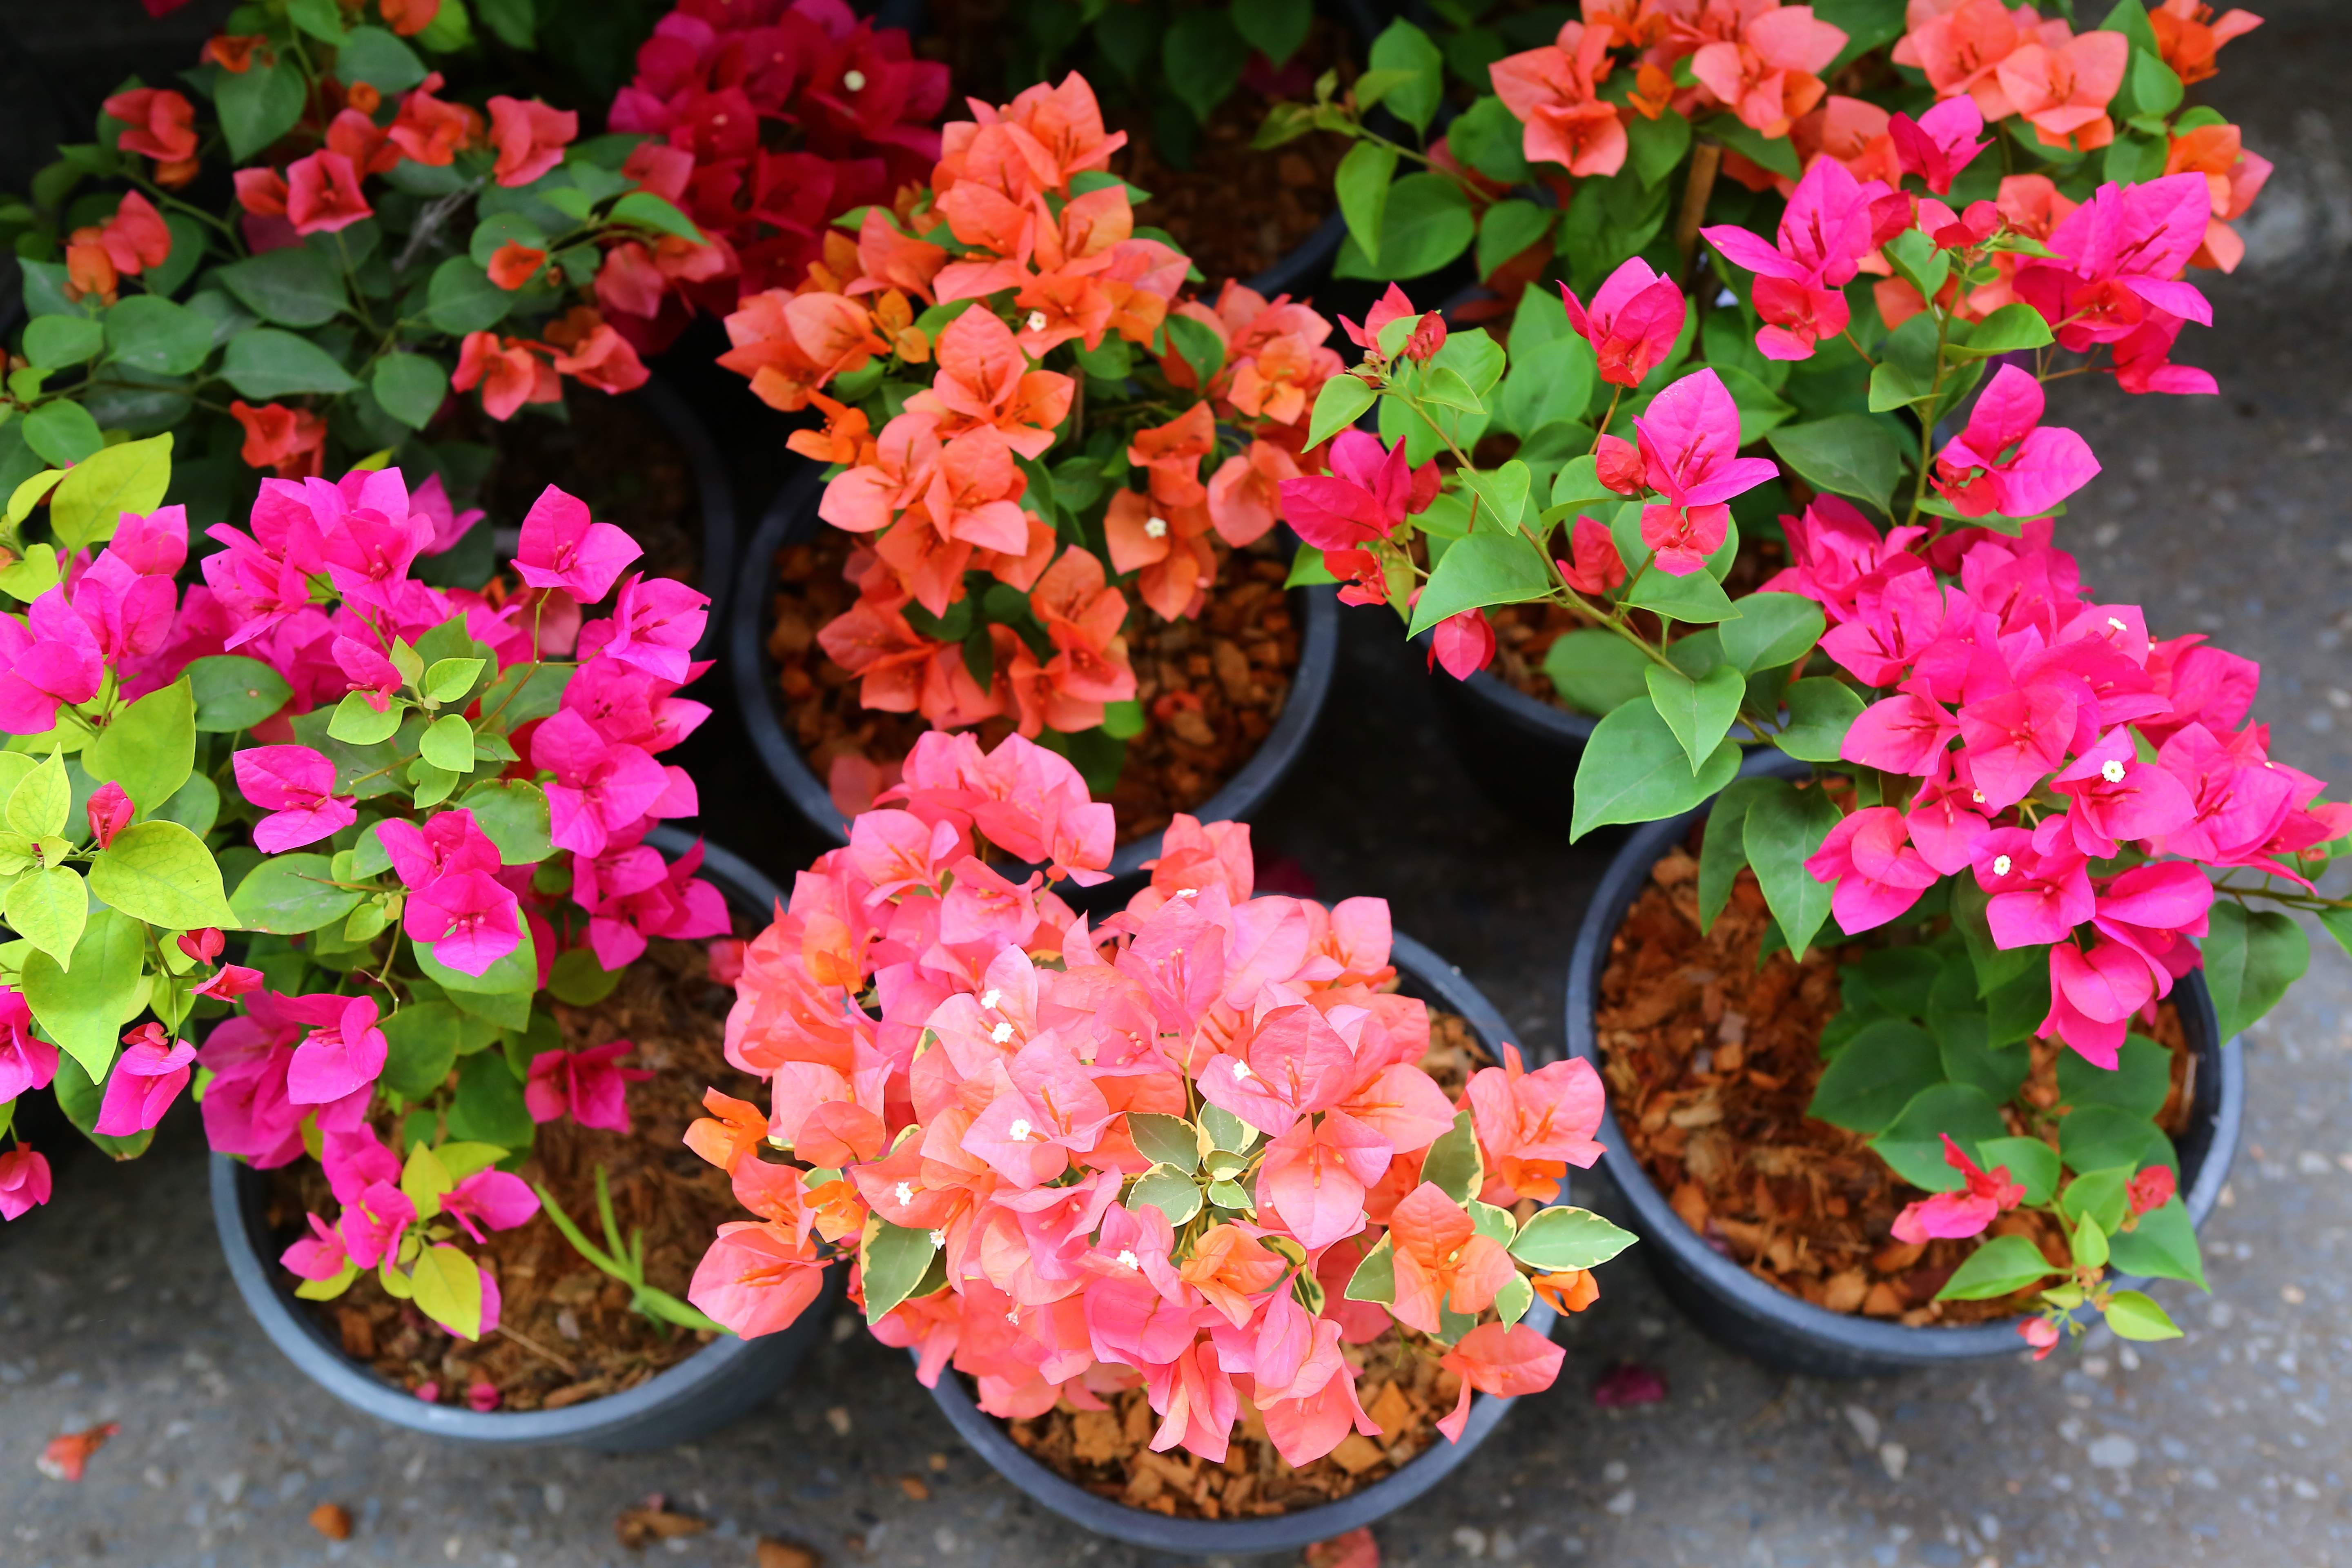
[927,1453,948,1472]
[2086,1434,2138,1470]
[1601,1461,1628,1484]
[825,1407,852,1437]
[1604,1488,1636,1516]
[2281,1283,2307,1304]
[1452,1525,1489,1558]
[309,1503,353,1541]
[756,1539,823,1568]
[1879,1443,1907,1481]
[898,1474,929,1501]
[1844,1405,1881,1448]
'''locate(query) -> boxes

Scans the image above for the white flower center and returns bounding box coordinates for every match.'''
[1232,1061,1254,1081]
[1009,1118,1033,1141]
[1006,1307,1020,1324]
[981,988,1001,1009]
[1174,888,1196,898]
[1145,516,1169,539]
[2107,616,2127,632]
[1971,790,1985,804]
[991,1021,1014,1044]
[1993,855,2013,876]
[895,1181,915,1204]
[842,69,867,91]
[1116,1249,1140,1270]
[930,1228,947,1246]
[1025,311,1049,332]
[2100,759,2127,783]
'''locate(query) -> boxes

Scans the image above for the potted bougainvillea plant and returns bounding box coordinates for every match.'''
[0,428,824,1437]
[673,728,1635,1542]
[726,70,1340,864]
[1251,2,2327,1359]
[0,0,727,595]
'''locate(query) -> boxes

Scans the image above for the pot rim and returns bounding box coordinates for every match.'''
[729,464,1340,881]
[1563,755,2243,1365]
[915,930,1565,1552]
[209,827,811,1445]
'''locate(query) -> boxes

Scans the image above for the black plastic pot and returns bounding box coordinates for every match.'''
[732,463,1340,886]
[633,373,739,666]
[1562,762,2245,1379]
[210,828,836,1450]
[924,929,1566,1553]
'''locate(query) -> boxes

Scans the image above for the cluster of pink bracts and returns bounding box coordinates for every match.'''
[679,731,1609,1467]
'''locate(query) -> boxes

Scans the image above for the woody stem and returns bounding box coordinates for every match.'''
[1673,141,1724,273]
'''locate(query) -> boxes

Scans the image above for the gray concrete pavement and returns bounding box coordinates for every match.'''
[6,2,2352,1564]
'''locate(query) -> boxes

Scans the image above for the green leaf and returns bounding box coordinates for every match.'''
[81,677,194,813]
[426,257,513,336]
[472,662,572,731]
[1494,1272,1532,1326]
[1163,9,1249,122]
[1768,415,1904,518]
[2071,1211,2110,1268]
[401,1141,454,1218]
[337,24,429,92]
[420,713,477,773]
[1645,662,1743,774]
[1937,1015,2028,1102]
[1131,1162,1205,1225]
[1743,780,1842,956]
[1718,592,1824,673]
[1332,174,1475,282]
[328,691,404,745]
[187,658,293,740]
[230,854,363,934]
[87,821,236,929]
[1984,962,2050,1049]
[155,772,218,839]
[1976,1135,2062,1206]
[47,434,172,555]
[1808,1018,1942,1133]
[1407,526,1552,635]
[1774,677,1863,761]
[1499,331,1597,441]
[2061,1105,2176,1177]
[1697,776,1775,931]
[1421,1110,1485,1205]
[1201,1102,1258,1153]
[2056,1033,2172,1118]
[214,247,348,329]
[2059,1165,2134,1233]
[0,542,61,602]
[24,315,104,369]
[1870,1083,2007,1190]
[2103,1288,2182,1342]
[217,60,306,162]
[1344,1234,1397,1304]
[7,750,71,838]
[1508,1205,1637,1270]
[459,780,554,864]
[1334,141,1399,265]
[548,947,622,1007]
[1949,302,2054,358]
[52,1047,152,1160]
[1476,198,1554,281]
[1127,1112,1200,1173]
[21,907,147,1080]
[1543,628,1650,717]
[445,1050,535,1150]
[1624,566,1738,624]
[1368,19,1446,132]
[409,1243,486,1340]
[1166,312,1225,392]
[381,1000,462,1100]
[423,657,486,706]
[1461,461,1533,536]
[22,403,104,467]
[104,296,212,376]
[1308,374,1375,448]
[1934,1234,2059,1301]
[1569,700,1741,840]
[1628,108,1693,188]
[2202,902,2308,1040]
[1949,876,2042,997]
[476,0,535,47]
[220,328,358,399]
[1229,0,1311,62]
[373,353,450,431]
[2107,1197,2205,1290]
[5,866,86,968]
[862,1216,944,1323]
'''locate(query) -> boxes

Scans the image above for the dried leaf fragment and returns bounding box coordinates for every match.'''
[309,1502,354,1540]
[36,1423,120,1482]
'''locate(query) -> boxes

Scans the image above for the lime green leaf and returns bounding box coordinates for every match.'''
[88,820,236,929]
[81,677,194,813]
[7,750,71,839]
[408,1243,486,1340]
[48,434,173,554]
[5,865,87,968]
[1308,374,1375,448]
[21,907,147,1079]
[1934,1234,2060,1300]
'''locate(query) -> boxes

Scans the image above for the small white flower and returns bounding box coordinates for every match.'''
[1232,1061,1254,1081]
[991,1021,1014,1044]
[1993,855,2013,876]
[929,1229,947,1247]
[981,988,1001,1009]
[1116,1250,1140,1270]
[842,69,867,91]
[1009,1118,1033,1141]
[1174,887,1197,898]
[1025,310,1049,333]
[895,1181,915,1205]
[1145,516,1169,539]
[2100,758,2127,783]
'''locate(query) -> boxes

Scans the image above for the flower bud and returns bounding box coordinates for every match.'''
[1595,434,1645,497]
[86,782,134,850]
[1403,310,1448,363]
[178,927,226,963]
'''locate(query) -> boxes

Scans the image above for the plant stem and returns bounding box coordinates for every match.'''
[1673,142,1725,270]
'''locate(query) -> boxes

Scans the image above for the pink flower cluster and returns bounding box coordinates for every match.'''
[1770,495,2349,1069]
[0,504,192,735]
[685,732,1610,1465]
